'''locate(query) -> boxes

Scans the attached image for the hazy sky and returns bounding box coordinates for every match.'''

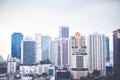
[0,0,120,60]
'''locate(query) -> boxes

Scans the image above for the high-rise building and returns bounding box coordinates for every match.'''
[105,37,110,62]
[61,39,69,66]
[59,26,69,38]
[41,35,51,61]
[88,33,106,72]
[113,29,120,79]
[70,32,87,69]
[21,37,36,65]
[59,26,70,66]
[35,33,42,63]
[50,38,59,66]
[11,33,23,59]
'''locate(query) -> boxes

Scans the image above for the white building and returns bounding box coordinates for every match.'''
[35,33,42,63]
[70,32,87,69]
[20,64,52,75]
[7,55,20,73]
[88,32,106,72]
[50,38,59,66]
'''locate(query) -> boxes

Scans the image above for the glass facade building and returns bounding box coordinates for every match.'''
[21,40,36,65]
[41,36,51,61]
[105,37,110,62]
[11,33,23,59]
[59,26,69,38]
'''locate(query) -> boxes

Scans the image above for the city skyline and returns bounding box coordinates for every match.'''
[0,0,120,60]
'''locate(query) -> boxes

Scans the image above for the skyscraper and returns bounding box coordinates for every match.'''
[35,33,42,63]
[59,26,69,38]
[41,35,51,61]
[70,32,87,69]
[88,33,105,72]
[59,26,70,66]
[11,32,23,59]
[50,38,59,66]
[21,37,36,65]
[105,37,110,62]
[113,29,120,80]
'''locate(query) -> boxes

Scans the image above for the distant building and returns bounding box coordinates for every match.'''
[59,26,70,66]
[110,51,113,67]
[0,62,7,74]
[41,35,51,61]
[70,32,87,69]
[50,38,59,66]
[11,32,23,59]
[59,26,69,38]
[88,32,106,74]
[20,64,52,75]
[48,66,55,76]
[35,33,42,63]
[113,29,120,80]
[7,55,20,73]
[106,62,113,75]
[0,55,4,62]
[55,69,72,80]
[71,70,88,79]
[105,37,110,62]
[21,37,36,65]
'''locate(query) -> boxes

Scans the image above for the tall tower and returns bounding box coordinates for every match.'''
[41,35,51,61]
[21,37,36,65]
[50,38,59,66]
[70,32,87,69]
[35,33,42,63]
[11,32,23,59]
[59,26,69,66]
[105,37,110,62]
[59,26,69,38]
[113,29,120,79]
[88,33,105,72]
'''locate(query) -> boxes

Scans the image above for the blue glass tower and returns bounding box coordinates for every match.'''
[11,33,23,59]
[41,36,51,61]
[105,37,110,62]
[22,40,36,65]
[59,26,69,38]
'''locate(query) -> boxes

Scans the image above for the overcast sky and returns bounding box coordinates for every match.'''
[0,0,120,60]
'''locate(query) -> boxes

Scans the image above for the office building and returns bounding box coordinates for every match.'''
[50,38,59,65]
[41,35,51,61]
[21,37,36,65]
[59,26,70,66]
[70,32,87,69]
[113,29,120,80]
[11,32,23,59]
[105,37,110,62]
[88,33,106,73]
[35,33,42,63]
[59,26,69,38]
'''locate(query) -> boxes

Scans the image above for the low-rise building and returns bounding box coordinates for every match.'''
[20,64,52,75]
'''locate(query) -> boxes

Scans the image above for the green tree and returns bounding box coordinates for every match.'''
[80,77,88,80]
[106,74,114,80]
[92,70,100,77]
[42,72,48,77]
